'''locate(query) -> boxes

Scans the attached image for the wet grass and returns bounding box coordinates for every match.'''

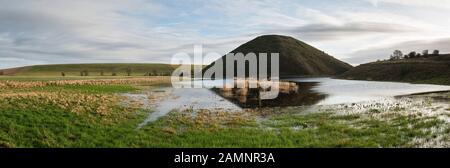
[0,78,448,147]
[123,110,446,148]
[1,98,447,147]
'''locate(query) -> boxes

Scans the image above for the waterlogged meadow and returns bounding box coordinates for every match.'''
[0,76,448,147]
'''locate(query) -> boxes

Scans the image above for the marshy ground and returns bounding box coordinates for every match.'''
[0,76,448,148]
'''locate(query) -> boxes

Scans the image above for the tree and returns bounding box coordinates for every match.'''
[83,70,89,76]
[61,72,65,77]
[0,70,4,76]
[152,70,157,76]
[422,50,429,56]
[432,50,440,55]
[391,50,403,60]
[408,51,417,58]
[80,71,84,76]
[403,54,409,59]
[100,70,104,76]
[126,67,132,76]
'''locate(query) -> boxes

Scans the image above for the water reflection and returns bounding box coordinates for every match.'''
[209,77,450,108]
[133,78,450,127]
[288,78,450,105]
[211,82,327,108]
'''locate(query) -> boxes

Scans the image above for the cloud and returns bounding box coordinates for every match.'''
[344,38,450,65]
[367,0,450,9]
[0,0,449,68]
[282,22,416,41]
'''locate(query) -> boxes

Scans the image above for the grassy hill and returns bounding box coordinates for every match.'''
[339,54,450,85]
[204,35,353,78]
[0,63,177,76]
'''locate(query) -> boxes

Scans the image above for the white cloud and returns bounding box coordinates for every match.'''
[369,0,450,9]
[0,0,449,68]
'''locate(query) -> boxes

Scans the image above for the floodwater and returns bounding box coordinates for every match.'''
[287,78,450,105]
[130,86,242,128]
[129,78,450,127]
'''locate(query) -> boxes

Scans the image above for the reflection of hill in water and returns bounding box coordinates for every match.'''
[211,82,327,108]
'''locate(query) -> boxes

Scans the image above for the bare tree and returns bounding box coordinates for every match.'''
[126,67,132,76]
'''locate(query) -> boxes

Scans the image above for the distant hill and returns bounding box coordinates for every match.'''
[203,35,353,78]
[0,63,177,76]
[339,54,450,85]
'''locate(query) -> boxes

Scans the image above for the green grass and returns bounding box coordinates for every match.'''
[0,63,177,76]
[1,98,445,147]
[340,54,450,86]
[0,76,153,81]
[37,85,138,94]
[0,99,144,147]
[0,78,447,147]
[413,77,450,85]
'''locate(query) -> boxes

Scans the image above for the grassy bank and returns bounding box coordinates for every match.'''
[339,54,450,85]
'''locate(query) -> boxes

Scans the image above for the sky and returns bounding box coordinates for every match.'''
[1,0,450,68]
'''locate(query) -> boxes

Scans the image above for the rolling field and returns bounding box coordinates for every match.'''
[0,63,178,76]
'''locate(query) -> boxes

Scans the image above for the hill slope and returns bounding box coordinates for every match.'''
[339,54,450,85]
[0,63,176,76]
[203,35,353,77]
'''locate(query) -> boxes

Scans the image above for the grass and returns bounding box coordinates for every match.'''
[1,100,445,147]
[340,54,450,85]
[413,77,450,85]
[0,77,447,147]
[0,76,155,81]
[1,63,177,76]
[36,85,137,94]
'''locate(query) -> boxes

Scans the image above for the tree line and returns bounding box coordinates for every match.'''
[61,68,171,77]
[389,49,440,60]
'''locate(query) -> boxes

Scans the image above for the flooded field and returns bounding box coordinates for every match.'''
[126,78,450,127]
[288,78,450,105]
[1,76,448,147]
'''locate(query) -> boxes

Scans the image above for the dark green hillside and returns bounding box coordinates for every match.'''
[339,54,450,85]
[203,35,353,77]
